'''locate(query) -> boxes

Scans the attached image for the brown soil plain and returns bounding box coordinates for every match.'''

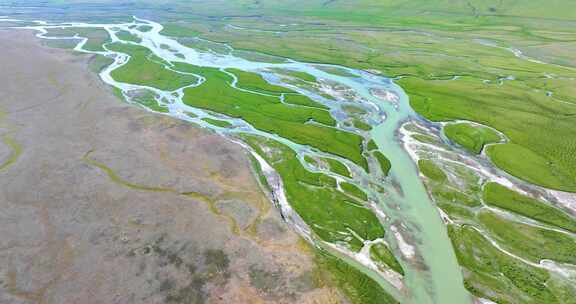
[0,30,344,304]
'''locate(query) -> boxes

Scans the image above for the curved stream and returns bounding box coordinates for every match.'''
[14,17,471,303]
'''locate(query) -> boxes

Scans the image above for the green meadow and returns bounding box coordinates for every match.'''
[483,183,576,233]
[173,63,367,169]
[241,134,386,252]
[444,122,500,154]
[107,43,199,91]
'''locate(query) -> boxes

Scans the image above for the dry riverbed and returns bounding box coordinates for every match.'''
[0,29,343,304]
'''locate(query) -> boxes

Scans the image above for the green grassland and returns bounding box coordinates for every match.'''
[483,182,576,233]
[323,157,351,178]
[403,77,576,192]
[283,94,329,110]
[243,134,403,302]
[241,134,384,252]
[173,63,367,169]
[316,250,399,304]
[366,139,378,151]
[418,159,447,182]
[448,224,567,304]
[370,243,404,276]
[226,68,293,95]
[340,182,368,202]
[478,211,576,265]
[129,90,168,113]
[352,119,372,131]
[444,122,501,154]
[115,30,142,43]
[372,151,392,176]
[106,43,199,91]
[202,118,233,128]
[418,155,576,303]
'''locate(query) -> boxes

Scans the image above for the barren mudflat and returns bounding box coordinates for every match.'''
[0,30,341,304]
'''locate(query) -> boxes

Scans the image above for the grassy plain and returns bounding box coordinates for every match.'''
[241,134,384,251]
[448,224,565,304]
[483,183,576,233]
[444,123,500,154]
[418,159,447,182]
[226,68,292,95]
[340,182,368,202]
[478,211,576,265]
[107,43,198,91]
[324,157,351,178]
[283,94,329,110]
[174,63,367,169]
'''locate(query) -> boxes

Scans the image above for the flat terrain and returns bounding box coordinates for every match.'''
[0,30,343,304]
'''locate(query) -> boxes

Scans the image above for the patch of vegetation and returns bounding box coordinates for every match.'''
[137,25,153,32]
[477,211,576,265]
[115,30,142,43]
[372,151,391,176]
[418,159,447,182]
[316,250,399,304]
[107,43,199,91]
[343,105,367,116]
[130,91,168,113]
[370,243,404,275]
[241,134,384,252]
[352,119,372,131]
[204,249,230,273]
[283,94,329,110]
[431,187,481,208]
[366,139,378,151]
[88,54,115,73]
[176,63,367,170]
[226,68,292,95]
[249,266,282,294]
[404,77,576,192]
[448,224,562,304]
[340,182,368,202]
[202,118,233,128]
[323,157,351,178]
[483,182,576,233]
[303,155,317,166]
[437,202,475,221]
[0,135,22,172]
[444,122,500,154]
[486,143,575,192]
